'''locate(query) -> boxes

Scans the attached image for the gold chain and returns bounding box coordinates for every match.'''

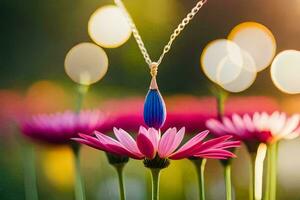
[114,0,208,73]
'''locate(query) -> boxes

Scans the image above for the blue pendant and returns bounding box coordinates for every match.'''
[143,77,166,129]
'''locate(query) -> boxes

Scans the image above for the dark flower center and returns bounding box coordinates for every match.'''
[143,154,170,169]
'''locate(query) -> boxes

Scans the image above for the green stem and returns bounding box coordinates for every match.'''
[264,142,278,200]
[216,90,227,120]
[75,85,89,113]
[72,146,86,200]
[264,146,271,200]
[269,142,278,200]
[23,144,38,200]
[224,164,232,200]
[249,153,256,200]
[192,159,207,200]
[211,85,228,120]
[115,164,126,200]
[150,169,161,200]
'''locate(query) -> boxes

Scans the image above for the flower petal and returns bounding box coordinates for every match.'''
[94,131,121,146]
[72,138,104,150]
[147,128,160,149]
[137,132,156,159]
[114,128,142,155]
[196,135,233,152]
[169,130,209,159]
[105,143,144,159]
[206,119,227,136]
[158,128,177,158]
[93,132,140,157]
[214,140,241,149]
[232,114,246,136]
[77,133,107,149]
[280,114,300,139]
[243,114,256,132]
[222,117,238,133]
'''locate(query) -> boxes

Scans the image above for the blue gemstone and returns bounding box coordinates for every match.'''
[143,89,167,129]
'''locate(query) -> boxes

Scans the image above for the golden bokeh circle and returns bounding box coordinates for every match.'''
[200,39,244,84]
[64,42,109,85]
[228,22,276,72]
[271,50,300,94]
[88,5,132,48]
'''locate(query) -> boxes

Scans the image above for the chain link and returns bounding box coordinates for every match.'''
[114,0,208,68]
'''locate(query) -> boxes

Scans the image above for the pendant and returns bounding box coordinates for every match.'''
[143,74,167,130]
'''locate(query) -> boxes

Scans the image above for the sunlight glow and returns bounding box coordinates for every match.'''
[25,80,70,113]
[201,39,243,84]
[271,50,300,94]
[201,39,257,93]
[65,43,108,85]
[219,51,257,93]
[228,22,276,72]
[88,5,132,48]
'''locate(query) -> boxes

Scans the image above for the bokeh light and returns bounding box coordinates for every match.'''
[25,80,71,114]
[200,39,243,84]
[271,50,300,94]
[280,95,300,114]
[88,5,132,48]
[64,43,109,85]
[218,51,257,93]
[228,22,276,72]
[42,146,74,189]
[201,39,257,93]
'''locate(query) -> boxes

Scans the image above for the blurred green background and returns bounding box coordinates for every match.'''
[1,0,300,96]
[1,0,300,199]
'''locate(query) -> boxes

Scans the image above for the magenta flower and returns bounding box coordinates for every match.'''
[21,110,104,144]
[206,112,300,151]
[98,96,279,134]
[73,126,240,160]
[98,97,215,133]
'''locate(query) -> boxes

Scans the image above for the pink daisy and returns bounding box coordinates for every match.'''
[98,97,215,133]
[20,110,104,144]
[73,126,240,161]
[98,96,278,134]
[206,111,300,151]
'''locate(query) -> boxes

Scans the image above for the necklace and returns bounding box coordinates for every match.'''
[114,0,208,129]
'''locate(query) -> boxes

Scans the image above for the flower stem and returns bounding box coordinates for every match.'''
[23,144,38,200]
[192,159,207,200]
[115,164,126,200]
[269,142,278,200]
[75,85,89,113]
[72,145,86,200]
[150,169,161,200]
[249,153,256,200]
[224,163,232,200]
[264,145,271,200]
[264,142,278,200]
[216,89,227,120]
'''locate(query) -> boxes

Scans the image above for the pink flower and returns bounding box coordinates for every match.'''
[98,98,145,133]
[98,96,279,134]
[98,96,215,133]
[73,126,240,160]
[20,110,105,144]
[206,112,300,150]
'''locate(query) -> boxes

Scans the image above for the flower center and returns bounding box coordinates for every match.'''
[143,154,170,169]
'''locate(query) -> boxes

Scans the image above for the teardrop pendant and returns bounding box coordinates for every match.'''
[143,76,167,129]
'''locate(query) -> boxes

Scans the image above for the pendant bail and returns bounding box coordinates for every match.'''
[149,62,159,89]
[150,62,158,77]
